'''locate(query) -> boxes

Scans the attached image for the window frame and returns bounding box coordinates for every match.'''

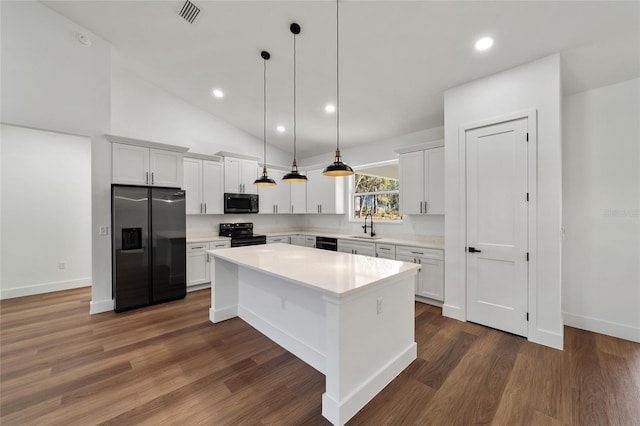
[348,160,403,224]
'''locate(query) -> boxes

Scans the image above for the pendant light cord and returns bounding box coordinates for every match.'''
[263,57,267,166]
[293,31,297,162]
[336,0,340,152]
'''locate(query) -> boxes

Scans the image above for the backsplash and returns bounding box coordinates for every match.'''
[187,213,444,239]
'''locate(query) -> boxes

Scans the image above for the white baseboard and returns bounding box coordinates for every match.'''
[442,303,465,321]
[322,343,417,426]
[90,298,114,314]
[528,327,563,350]
[187,283,211,292]
[209,305,237,323]
[0,278,91,300]
[564,311,640,343]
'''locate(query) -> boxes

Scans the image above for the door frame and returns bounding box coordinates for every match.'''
[457,109,538,339]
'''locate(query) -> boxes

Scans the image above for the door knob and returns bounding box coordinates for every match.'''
[468,247,482,253]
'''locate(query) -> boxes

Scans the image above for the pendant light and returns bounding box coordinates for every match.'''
[323,0,354,177]
[282,23,308,183]
[254,50,277,186]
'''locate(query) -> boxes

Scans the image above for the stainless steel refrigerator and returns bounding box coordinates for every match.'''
[112,185,186,311]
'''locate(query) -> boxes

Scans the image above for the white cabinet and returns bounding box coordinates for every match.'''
[187,240,231,288]
[184,157,223,215]
[305,169,345,214]
[291,235,315,247]
[290,174,307,214]
[258,169,290,214]
[112,142,183,188]
[396,246,444,301]
[338,239,376,257]
[399,146,444,215]
[224,157,258,194]
[267,235,291,244]
[375,243,396,259]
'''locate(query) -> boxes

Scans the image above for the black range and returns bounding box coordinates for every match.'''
[219,222,266,247]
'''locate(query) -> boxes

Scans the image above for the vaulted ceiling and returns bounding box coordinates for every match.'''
[43,1,640,158]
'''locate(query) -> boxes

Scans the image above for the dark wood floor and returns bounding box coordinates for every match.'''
[1,288,638,425]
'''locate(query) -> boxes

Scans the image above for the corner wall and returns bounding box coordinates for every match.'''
[562,78,640,342]
[444,55,563,349]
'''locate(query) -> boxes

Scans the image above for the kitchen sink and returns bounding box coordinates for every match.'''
[349,235,383,240]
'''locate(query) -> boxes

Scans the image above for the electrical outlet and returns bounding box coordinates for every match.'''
[99,226,109,236]
[58,261,67,270]
[377,298,383,315]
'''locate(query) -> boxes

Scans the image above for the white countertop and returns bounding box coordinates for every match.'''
[186,232,231,243]
[209,243,421,298]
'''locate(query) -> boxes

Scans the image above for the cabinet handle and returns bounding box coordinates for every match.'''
[204,203,207,213]
[380,248,390,251]
[419,201,423,214]
[206,253,210,262]
[291,204,294,213]
[411,251,424,255]
[424,201,428,213]
[146,172,149,184]
[151,172,155,185]
[191,246,205,250]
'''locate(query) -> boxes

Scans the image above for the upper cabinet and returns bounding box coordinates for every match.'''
[223,157,258,194]
[258,169,289,214]
[305,169,345,214]
[290,173,307,214]
[109,135,188,188]
[398,143,444,215]
[184,155,223,215]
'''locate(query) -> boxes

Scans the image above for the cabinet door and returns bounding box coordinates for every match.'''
[416,258,444,301]
[267,236,290,244]
[306,169,342,214]
[112,143,149,185]
[399,151,424,215]
[150,149,182,188]
[290,235,307,246]
[272,170,290,213]
[187,245,209,286]
[290,176,307,213]
[202,160,223,214]
[224,157,242,193]
[241,160,259,194]
[184,158,203,214]
[425,147,444,215]
[396,254,419,294]
[258,168,279,214]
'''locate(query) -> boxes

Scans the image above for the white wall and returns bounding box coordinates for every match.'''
[0,1,110,135]
[111,60,291,164]
[0,124,92,298]
[444,55,563,349]
[562,78,640,342]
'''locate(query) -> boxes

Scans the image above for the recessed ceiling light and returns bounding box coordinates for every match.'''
[325,104,336,113]
[276,125,285,133]
[475,37,493,51]
[212,89,224,98]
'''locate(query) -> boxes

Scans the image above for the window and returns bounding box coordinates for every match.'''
[352,161,401,221]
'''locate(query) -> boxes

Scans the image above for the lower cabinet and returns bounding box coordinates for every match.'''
[396,246,444,302]
[267,235,290,244]
[375,243,396,259]
[338,239,376,257]
[187,241,231,288]
[290,235,315,247]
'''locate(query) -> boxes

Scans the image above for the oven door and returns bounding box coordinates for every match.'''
[224,193,259,213]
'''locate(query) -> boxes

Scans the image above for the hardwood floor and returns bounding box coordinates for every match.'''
[1,287,639,425]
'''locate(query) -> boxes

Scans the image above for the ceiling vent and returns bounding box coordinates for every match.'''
[178,0,201,24]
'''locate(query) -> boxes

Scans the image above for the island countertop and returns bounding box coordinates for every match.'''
[209,243,421,298]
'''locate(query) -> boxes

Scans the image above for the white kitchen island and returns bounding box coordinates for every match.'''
[208,243,420,426]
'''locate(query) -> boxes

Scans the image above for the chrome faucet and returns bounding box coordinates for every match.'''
[362,213,376,237]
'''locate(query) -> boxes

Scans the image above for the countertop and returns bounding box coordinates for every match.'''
[188,229,444,250]
[209,243,421,298]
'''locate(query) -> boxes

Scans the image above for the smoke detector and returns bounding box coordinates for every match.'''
[75,32,92,47]
[178,0,201,24]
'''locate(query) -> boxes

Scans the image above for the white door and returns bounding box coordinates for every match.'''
[202,160,223,214]
[183,158,203,214]
[399,151,424,215]
[224,157,241,193]
[425,147,444,214]
[466,118,529,337]
[241,160,258,194]
[112,143,149,185]
[149,149,182,188]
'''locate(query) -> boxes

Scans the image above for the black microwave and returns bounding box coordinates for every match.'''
[224,193,259,214]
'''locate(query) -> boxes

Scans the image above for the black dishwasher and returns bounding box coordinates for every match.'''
[315,236,337,251]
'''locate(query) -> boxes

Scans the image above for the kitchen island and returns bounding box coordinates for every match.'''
[208,243,421,426]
